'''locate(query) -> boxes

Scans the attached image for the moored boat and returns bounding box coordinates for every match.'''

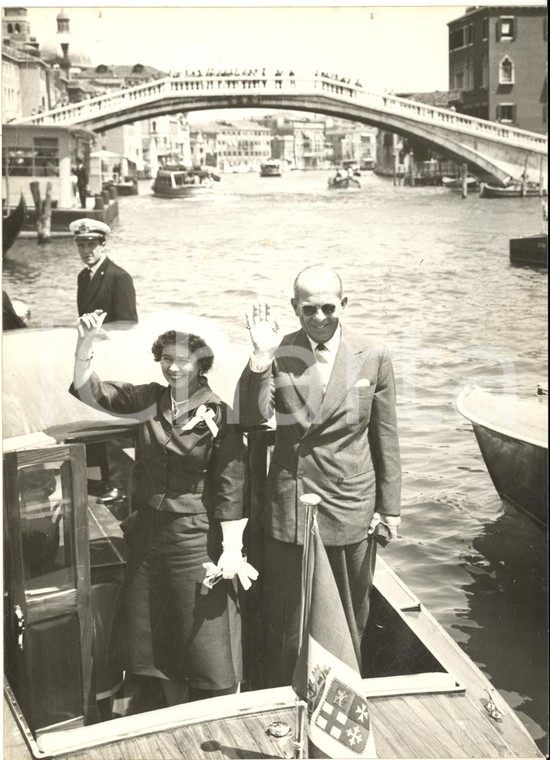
[152,167,220,198]
[442,175,480,190]
[480,182,545,198]
[510,234,548,267]
[2,193,27,253]
[260,160,282,177]
[2,326,543,759]
[456,386,548,528]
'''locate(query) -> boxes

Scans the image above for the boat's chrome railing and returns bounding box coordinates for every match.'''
[14,73,548,155]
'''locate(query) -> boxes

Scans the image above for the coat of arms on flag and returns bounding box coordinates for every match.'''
[292,498,377,759]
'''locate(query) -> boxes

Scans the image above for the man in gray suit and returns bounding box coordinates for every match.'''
[236,265,401,686]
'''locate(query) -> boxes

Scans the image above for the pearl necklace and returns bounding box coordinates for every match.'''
[171,392,187,419]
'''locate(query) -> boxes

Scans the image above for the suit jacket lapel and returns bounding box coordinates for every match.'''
[305,330,365,435]
[276,330,323,420]
[80,257,110,314]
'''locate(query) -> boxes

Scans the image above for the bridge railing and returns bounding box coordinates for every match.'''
[13,74,547,153]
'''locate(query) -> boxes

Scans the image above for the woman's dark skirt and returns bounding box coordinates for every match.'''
[120,506,242,691]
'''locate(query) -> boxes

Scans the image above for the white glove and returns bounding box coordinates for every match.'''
[218,518,259,590]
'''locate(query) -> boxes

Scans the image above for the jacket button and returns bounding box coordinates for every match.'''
[297,471,304,479]
[337,477,343,484]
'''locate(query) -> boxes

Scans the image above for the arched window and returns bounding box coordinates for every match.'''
[14,23,20,33]
[7,22,13,32]
[499,56,515,85]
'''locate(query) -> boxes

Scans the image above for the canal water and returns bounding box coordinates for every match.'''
[4,170,548,751]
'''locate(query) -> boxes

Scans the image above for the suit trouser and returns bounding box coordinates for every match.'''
[261,533,377,688]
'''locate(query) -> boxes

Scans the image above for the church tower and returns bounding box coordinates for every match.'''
[2,7,31,46]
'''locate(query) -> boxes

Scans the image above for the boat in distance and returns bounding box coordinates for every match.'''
[152,167,220,198]
[327,171,361,190]
[509,234,548,267]
[480,182,546,199]
[260,160,282,177]
[442,175,480,190]
[2,327,543,760]
[456,386,548,528]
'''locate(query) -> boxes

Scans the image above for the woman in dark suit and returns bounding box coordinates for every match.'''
[72,310,256,712]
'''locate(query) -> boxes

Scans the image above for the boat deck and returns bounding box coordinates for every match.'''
[4,690,537,759]
[4,558,540,760]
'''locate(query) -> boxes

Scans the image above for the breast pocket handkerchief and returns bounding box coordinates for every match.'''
[353,378,371,388]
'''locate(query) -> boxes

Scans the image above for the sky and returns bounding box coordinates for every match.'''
[21,4,468,94]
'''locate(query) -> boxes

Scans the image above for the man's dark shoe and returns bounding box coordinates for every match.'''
[97,487,124,504]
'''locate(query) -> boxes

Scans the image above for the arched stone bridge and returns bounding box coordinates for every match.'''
[15,73,548,185]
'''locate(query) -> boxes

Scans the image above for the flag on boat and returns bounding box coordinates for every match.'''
[292,511,377,759]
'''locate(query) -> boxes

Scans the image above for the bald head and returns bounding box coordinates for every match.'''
[291,265,347,343]
[293,265,343,300]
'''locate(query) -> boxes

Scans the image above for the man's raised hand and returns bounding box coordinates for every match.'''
[245,299,281,358]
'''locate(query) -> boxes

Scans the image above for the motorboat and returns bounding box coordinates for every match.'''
[509,234,548,267]
[456,386,548,528]
[152,167,220,198]
[260,160,282,177]
[2,327,543,759]
[480,182,545,198]
[442,175,480,190]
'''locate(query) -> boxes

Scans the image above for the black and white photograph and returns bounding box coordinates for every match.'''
[2,2,547,759]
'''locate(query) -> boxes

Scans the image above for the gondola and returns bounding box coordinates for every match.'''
[2,194,27,253]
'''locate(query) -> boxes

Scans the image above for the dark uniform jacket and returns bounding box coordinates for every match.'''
[236,328,401,546]
[77,256,138,324]
[71,374,245,520]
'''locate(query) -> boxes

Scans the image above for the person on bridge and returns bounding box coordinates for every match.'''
[235,265,402,687]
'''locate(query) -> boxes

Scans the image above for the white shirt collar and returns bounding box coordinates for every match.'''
[88,253,107,276]
[306,326,341,354]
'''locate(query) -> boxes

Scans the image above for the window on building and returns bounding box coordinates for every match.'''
[499,56,515,85]
[496,103,515,123]
[449,27,465,50]
[497,16,515,40]
[33,137,60,176]
[7,22,13,32]
[482,18,488,40]
[467,24,474,45]
[454,68,464,90]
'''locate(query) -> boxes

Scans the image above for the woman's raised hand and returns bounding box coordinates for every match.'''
[245,299,281,357]
[77,310,107,341]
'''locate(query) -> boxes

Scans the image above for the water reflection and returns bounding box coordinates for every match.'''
[456,504,547,751]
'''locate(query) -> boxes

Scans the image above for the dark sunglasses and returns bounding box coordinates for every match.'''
[301,303,338,316]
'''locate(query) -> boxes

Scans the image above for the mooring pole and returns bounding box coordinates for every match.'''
[461,162,468,199]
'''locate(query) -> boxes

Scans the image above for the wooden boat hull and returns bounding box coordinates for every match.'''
[480,183,544,198]
[152,185,213,198]
[457,388,548,527]
[3,556,542,759]
[509,234,548,267]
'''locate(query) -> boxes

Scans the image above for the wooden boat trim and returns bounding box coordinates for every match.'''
[8,554,538,759]
[456,388,548,449]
